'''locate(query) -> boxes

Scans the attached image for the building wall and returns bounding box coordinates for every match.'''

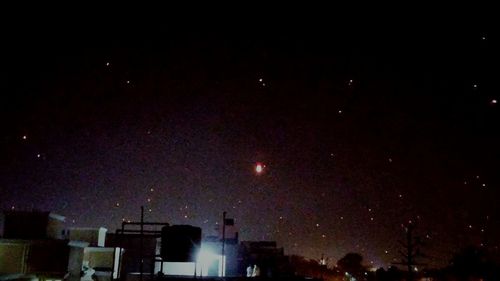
[0,239,69,276]
[67,227,107,247]
[0,241,29,274]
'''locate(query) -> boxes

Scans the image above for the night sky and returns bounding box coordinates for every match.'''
[1,9,499,269]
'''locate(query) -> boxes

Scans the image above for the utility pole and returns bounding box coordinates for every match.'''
[221,211,227,277]
[140,206,144,281]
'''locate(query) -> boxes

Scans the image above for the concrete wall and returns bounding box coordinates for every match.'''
[0,241,29,274]
[67,228,107,247]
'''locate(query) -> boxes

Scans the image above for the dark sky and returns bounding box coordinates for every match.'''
[1,9,499,269]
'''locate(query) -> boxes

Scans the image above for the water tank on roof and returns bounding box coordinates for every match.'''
[160,225,201,262]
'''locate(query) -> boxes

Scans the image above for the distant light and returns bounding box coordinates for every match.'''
[22,135,27,140]
[147,198,151,202]
[316,223,320,227]
[482,36,487,40]
[385,250,388,254]
[255,163,264,174]
[148,208,152,212]
[469,224,473,229]
[258,78,263,82]
[37,154,41,158]
[482,183,486,187]
[126,80,130,84]
[491,99,497,104]
[473,84,478,88]
[150,188,154,192]
[338,110,342,114]
[106,62,110,66]
[115,202,120,207]
[388,158,393,163]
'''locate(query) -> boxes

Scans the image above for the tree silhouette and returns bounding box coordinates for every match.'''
[449,246,499,281]
[337,253,366,281]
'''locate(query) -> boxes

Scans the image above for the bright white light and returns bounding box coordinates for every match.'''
[491,99,497,104]
[255,163,264,174]
[195,248,225,277]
